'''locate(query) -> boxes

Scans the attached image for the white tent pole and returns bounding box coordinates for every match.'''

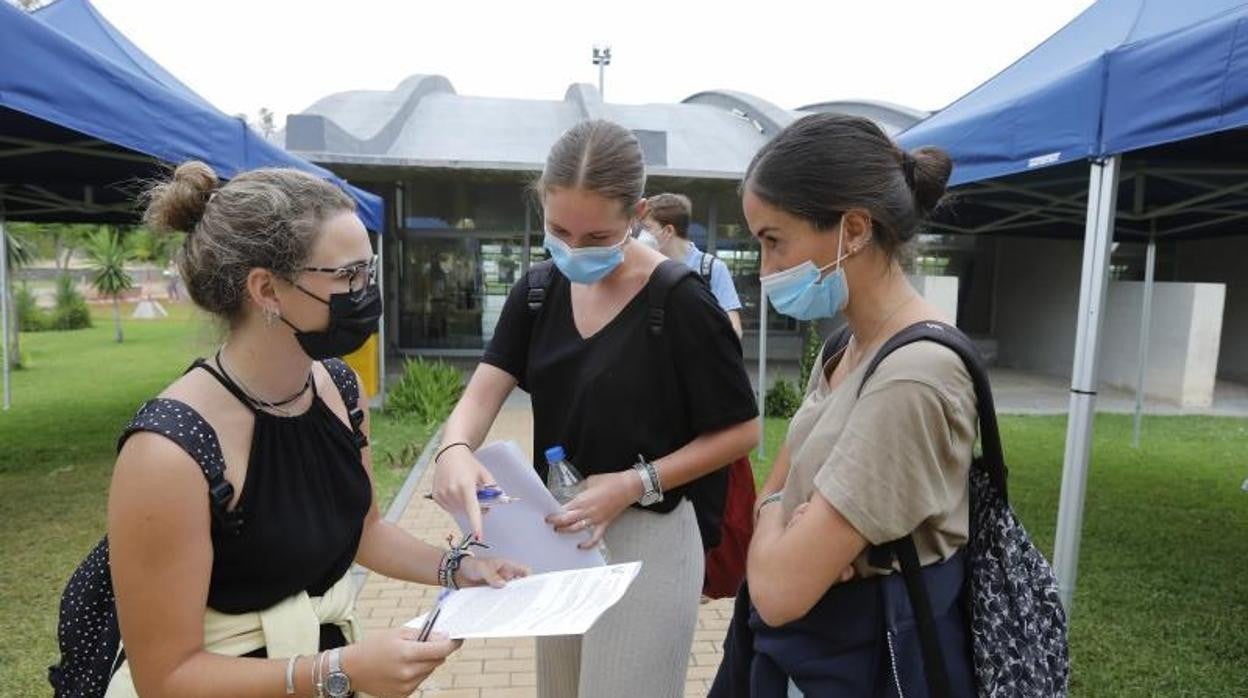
[757,296,768,460]
[1,205,10,411]
[1132,229,1157,448]
[1053,156,1120,613]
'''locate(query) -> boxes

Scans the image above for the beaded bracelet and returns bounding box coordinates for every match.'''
[438,533,489,589]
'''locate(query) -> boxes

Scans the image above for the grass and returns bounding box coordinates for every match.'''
[0,303,432,695]
[754,415,1248,696]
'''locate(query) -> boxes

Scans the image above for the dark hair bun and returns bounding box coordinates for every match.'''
[909,146,952,218]
[144,161,219,233]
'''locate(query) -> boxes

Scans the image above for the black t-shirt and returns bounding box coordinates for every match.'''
[482,262,758,514]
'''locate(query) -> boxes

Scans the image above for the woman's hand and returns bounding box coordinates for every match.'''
[546,471,641,549]
[431,445,493,540]
[343,626,461,698]
[453,556,531,589]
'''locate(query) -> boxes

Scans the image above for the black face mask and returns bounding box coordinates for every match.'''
[281,283,382,360]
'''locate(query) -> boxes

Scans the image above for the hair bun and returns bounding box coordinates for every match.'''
[143,161,219,233]
[908,146,952,218]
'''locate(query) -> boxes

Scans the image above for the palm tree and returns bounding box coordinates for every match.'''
[3,229,32,368]
[84,228,135,343]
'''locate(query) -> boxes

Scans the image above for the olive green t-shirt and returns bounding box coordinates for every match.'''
[781,340,977,577]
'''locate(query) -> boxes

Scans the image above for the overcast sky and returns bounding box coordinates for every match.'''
[87,0,1096,124]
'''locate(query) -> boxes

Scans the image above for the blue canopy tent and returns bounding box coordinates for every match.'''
[0,0,387,408]
[898,0,1248,610]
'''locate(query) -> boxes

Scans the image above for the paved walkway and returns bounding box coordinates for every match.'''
[354,393,732,697]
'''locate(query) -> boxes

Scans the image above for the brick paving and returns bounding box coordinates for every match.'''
[355,398,732,697]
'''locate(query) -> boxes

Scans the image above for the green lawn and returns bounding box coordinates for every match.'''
[0,304,431,694]
[756,415,1248,696]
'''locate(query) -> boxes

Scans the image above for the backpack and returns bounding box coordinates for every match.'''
[48,358,365,698]
[824,321,1070,698]
[524,260,756,587]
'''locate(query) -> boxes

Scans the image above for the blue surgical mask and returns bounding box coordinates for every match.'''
[544,230,629,284]
[760,227,852,320]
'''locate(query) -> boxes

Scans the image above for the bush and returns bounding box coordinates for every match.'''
[799,322,824,383]
[385,358,464,423]
[765,378,803,420]
[15,283,48,332]
[51,274,92,331]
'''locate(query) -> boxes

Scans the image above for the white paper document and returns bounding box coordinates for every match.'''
[404,562,642,639]
[454,440,606,574]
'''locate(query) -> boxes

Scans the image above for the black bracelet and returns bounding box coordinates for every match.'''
[434,441,471,465]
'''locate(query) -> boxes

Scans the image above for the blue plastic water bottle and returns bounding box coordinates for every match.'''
[544,445,585,505]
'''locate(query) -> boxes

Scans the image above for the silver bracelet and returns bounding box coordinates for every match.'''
[756,491,784,519]
[285,654,301,695]
[313,650,326,698]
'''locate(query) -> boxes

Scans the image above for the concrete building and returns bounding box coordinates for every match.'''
[282,75,927,361]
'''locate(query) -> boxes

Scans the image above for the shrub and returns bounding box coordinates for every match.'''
[765,378,803,420]
[15,283,47,332]
[385,358,464,423]
[51,274,92,331]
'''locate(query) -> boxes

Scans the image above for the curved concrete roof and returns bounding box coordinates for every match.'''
[285,75,927,178]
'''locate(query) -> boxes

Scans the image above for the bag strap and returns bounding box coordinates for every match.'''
[322,358,368,449]
[854,321,1006,698]
[645,259,700,336]
[699,252,715,285]
[118,396,243,534]
[526,259,558,316]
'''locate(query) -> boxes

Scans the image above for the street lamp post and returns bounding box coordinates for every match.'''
[592,44,612,100]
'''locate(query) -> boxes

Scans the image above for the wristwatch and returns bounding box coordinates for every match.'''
[324,648,351,698]
[633,455,664,506]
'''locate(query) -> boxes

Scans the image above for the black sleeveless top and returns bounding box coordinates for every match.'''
[119,359,373,614]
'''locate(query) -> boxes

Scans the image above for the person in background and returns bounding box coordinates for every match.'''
[640,193,744,338]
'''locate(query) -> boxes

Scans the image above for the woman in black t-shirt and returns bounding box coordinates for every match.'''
[432,120,759,697]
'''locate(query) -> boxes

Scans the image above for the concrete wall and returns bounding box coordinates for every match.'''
[993,237,1084,376]
[1174,236,1248,383]
[1100,282,1225,407]
[910,275,960,326]
[993,236,1228,406]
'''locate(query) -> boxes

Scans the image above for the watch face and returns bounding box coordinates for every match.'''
[325,672,351,697]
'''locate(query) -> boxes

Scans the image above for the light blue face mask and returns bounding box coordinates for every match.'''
[759,226,853,321]
[544,229,629,285]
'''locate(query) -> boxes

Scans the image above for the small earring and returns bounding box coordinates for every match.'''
[264,307,278,328]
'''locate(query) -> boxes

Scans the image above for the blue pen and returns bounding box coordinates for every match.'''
[423,486,520,504]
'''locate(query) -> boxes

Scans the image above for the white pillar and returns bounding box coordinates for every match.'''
[1132,234,1157,448]
[1053,156,1121,612]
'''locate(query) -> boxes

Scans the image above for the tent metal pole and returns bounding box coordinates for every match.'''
[1133,229,1157,448]
[1,204,10,410]
[757,299,768,461]
[1054,156,1120,613]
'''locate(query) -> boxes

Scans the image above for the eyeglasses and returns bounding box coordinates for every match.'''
[299,254,377,297]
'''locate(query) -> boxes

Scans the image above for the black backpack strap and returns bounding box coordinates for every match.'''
[526,260,558,316]
[699,252,715,285]
[322,358,368,449]
[857,320,1007,698]
[646,259,700,336]
[118,397,243,534]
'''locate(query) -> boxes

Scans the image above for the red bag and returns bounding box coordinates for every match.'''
[702,456,757,599]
